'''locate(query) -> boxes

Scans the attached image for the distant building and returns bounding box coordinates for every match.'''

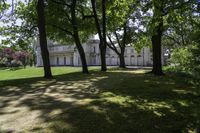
[36,39,155,67]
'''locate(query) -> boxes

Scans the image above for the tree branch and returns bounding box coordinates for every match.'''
[49,24,73,36]
[114,32,122,48]
[107,35,120,55]
[121,23,127,48]
[82,14,94,20]
[48,0,71,8]
[76,7,94,20]
[164,34,181,46]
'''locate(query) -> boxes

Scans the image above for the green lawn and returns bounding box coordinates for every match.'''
[0,67,199,133]
[0,67,83,81]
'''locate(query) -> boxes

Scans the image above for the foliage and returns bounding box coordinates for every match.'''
[46,0,95,44]
[134,35,151,53]
[170,46,193,72]
[169,43,200,78]
[191,43,200,77]
[0,0,37,67]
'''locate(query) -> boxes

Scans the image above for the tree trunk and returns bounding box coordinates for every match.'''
[101,0,107,71]
[36,0,52,78]
[151,20,164,75]
[71,0,89,74]
[99,42,107,71]
[150,0,164,76]
[74,36,89,74]
[119,23,127,68]
[91,0,107,72]
[119,48,125,68]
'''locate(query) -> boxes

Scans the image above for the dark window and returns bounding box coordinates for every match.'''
[57,57,59,65]
[64,57,66,65]
[125,49,128,54]
[70,56,73,65]
[131,49,134,53]
[78,57,80,65]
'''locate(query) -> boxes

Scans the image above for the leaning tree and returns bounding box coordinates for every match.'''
[46,0,97,74]
[90,0,107,71]
[36,0,52,78]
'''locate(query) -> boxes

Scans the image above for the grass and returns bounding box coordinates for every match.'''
[0,67,83,81]
[0,67,199,133]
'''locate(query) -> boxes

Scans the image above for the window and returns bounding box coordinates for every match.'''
[93,56,96,65]
[57,57,59,65]
[78,57,81,65]
[106,48,110,54]
[64,57,66,65]
[131,49,134,53]
[70,56,73,66]
[125,49,128,54]
[93,47,96,53]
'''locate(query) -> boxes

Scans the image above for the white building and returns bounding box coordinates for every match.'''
[36,39,154,67]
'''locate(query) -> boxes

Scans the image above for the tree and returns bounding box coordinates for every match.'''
[71,0,89,73]
[91,0,107,71]
[0,0,53,77]
[46,0,90,74]
[162,2,200,75]
[106,0,139,68]
[107,23,136,68]
[150,0,164,75]
[107,26,127,68]
[37,0,52,78]
[145,0,198,75]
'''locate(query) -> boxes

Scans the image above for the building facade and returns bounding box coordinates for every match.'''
[36,39,154,67]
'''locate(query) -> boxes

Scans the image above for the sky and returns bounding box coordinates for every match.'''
[0,0,24,44]
[0,0,25,45]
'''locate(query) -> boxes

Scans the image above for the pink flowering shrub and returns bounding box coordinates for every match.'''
[3,47,13,55]
[0,47,30,68]
[12,51,29,67]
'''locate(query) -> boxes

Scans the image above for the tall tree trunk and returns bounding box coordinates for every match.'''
[119,23,127,68]
[151,20,164,75]
[101,0,107,71]
[151,0,164,76]
[36,0,52,78]
[99,43,107,71]
[119,48,125,68]
[119,54,125,68]
[71,0,89,74]
[91,0,107,71]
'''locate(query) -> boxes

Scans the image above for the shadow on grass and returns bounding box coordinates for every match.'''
[0,70,200,133]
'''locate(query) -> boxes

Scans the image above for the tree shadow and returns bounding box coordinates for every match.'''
[0,70,199,133]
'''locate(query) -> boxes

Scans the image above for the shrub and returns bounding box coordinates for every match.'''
[169,46,193,72]
[169,44,200,78]
[11,60,21,67]
[0,48,30,68]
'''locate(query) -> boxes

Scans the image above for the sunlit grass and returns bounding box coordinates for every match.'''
[0,67,81,81]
